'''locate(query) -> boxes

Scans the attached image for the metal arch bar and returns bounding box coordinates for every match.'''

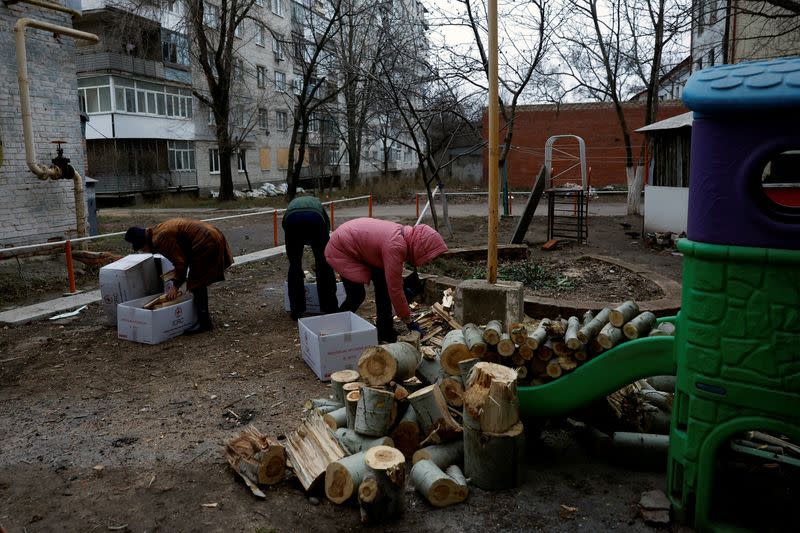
[544,135,587,190]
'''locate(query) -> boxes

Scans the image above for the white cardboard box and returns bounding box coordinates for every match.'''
[100,254,161,324]
[298,312,378,381]
[117,293,197,345]
[283,281,346,314]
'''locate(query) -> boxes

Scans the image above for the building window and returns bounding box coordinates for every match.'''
[209,148,220,173]
[208,106,216,125]
[328,148,339,165]
[256,23,266,46]
[273,36,284,61]
[272,0,284,17]
[238,150,247,172]
[233,104,245,127]
[258,107,269,129]
[309,112,319,133]
[102,77,193,118]
[168,140,195,171]
[276,110,288,131]
[255,0,264,6]
[161,30,189,65]
[275,71,286,92]
[292,77,302,95]
[234,58,244,81]
[257,65,266,88]
[204,3,220,29]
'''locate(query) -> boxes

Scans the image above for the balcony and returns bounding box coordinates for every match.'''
[77,52,166,79]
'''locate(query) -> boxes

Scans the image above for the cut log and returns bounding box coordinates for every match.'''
[545,318,567,338]
[657,321,676,335]
[582,310,594,325]
[392,382,409,402]
[416,355,445,386]
[464,421,525,490]
[573,347,588,362]
[325,451,367,504]
[412,439,464,468]
[565,316,582,349]
[537,339,554,361]
[546,358,562,379]
[458,358,479,383]
[431,302,462,330]
[410,459,468,507]
[640,405,672,434]
[330,369,360,405]
[358,342,421,387]
[304,398,342,413]
[323,406,347,430]
[402,376,425,393]
[623,312,657,339]
[646,375,676,393]
[345,389,360,430]
[552,340,572,357]
[588,337,605,355]
[445,464,468,498]
[407,384,462,443]
[528,319,550,350]
[284,411,347,491]
[440,330,472,375]
[529,357,547,377]
[511,351,525,367]
[597,322,625,350]
[558,356,577,372]
[638,389,673,412]
[354,387,395,436]
[462,323,487,358]
[439,375,464,408]
[517,343,534,361]
[482,320,503,345]
[577,307,611,344]
[496,333,516,357]
[610,300,640,328]
[397,330,421,351]
[515,366,528,380]
[390,406,421,459]
[333,428,394,454]
[463,362,519,434]
[225,426,286,487]
[358,446,406,524]
[509,323,528,345]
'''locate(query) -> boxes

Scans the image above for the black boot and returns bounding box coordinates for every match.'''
[188,286,213,333]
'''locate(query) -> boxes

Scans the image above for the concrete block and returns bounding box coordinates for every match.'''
[454,279,524,326]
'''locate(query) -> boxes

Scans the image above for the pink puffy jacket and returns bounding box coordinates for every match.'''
[325,218,448,319]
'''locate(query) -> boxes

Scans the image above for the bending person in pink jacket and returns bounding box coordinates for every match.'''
[325,218,448,343]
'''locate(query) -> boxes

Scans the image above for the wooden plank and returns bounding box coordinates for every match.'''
[510,165,548,244]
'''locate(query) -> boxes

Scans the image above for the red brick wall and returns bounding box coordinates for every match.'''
[482,101,688,188]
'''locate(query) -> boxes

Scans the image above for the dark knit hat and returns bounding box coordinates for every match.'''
[124,227,147,251]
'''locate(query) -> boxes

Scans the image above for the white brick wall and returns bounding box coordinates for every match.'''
[0,5,86,247]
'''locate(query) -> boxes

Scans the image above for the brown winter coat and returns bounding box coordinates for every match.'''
[146,218,234,291]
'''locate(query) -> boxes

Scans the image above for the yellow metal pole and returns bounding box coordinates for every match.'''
[487,0,499,284]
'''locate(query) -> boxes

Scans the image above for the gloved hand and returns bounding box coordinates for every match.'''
[404,286,416,304]
[408,321,424,336]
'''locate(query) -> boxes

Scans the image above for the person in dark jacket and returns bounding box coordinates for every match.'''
[124,218,234,332]
[283,195,339,320]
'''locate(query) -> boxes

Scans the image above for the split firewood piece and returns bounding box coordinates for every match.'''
[748,431,800,457]
[410,459,468,507]
[421,345,438,359]
[464,421,525,490]
[390,406,421,459]
[432,302,462,330]
[421,326,443,343]
[546,358,563,379]
[496,333,516,357]
[440,330,472,375]
[462,323,487,358]
[458,357,479,383]
[417,355,445,386]
[345,389,360,430]
[304,398,342,414]
[325,451,367,504]
[408,384,462,443]
[463,362,519,434]
[354,387,395,436]
[439,375,464,408]
[284,411,347,491]
[577,308,611,344]
[537,339,554,361]
[528,319,550,350]
[330,369,361,405]
[323,406,347,430]
[517,343,534,361]
[565,316,582,349]
[509,323,528,345]
[358,342,421,387]
[402,376,425,393]
[482,320,503,345]
[333,428,394,455]
[598,322,626,350]
[557,356,577,372]
[412,439,464,468]
[397,330,421,351]
[392,382,410,402]
[544,318,567,338]
[623,312,657,339]
[610,300,640,328]
[225,425,287,487]
[358,446,406,524]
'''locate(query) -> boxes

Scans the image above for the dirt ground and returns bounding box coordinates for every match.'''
[0,204,687,532]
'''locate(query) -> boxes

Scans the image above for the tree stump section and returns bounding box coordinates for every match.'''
[354,387,395,436]
[330,369,360,405]
[440,330,472,375]
[284,411,347,491]
[411,439,464,468]
[410,459,469,507]
[623,311,657,339]
[325,451,367,504]
[390,406,421,459]
[358,341,420,386]
[408,384,462,443]
[577,308,611,344]
[462,323,487,357]
[333,428,394,454]
[610,300,640,328]
[497,333,516,357]
[598,322,625,350]
[416,355,445,386]
[482,320,503,345]
[464,421,525,490]
[358,446,406,524]
[463,362,519,434]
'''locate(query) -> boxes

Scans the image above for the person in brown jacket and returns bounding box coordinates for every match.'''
[124,218,234,332]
